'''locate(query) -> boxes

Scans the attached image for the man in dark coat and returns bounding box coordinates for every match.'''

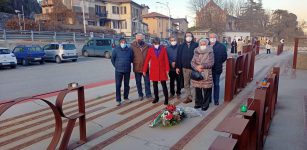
[176,32,199,103]
[166,36,181,97]
[209,33,228,105]
[111,38,134,106]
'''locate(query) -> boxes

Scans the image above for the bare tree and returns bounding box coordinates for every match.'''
[43,0,76,31]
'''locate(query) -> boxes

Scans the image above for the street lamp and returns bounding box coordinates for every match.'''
[82,0,87,34]
[156,2,171,37]
[15,10,22,30]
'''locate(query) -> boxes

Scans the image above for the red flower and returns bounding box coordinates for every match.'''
[165,113,174,120]
[166,105,176,112]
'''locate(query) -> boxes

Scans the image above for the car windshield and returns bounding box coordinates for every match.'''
[63,44,76,50]
[29,46,42,52]
[0,49,10,54]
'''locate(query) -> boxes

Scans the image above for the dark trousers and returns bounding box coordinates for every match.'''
[153,81,168,103]
[212,72,221,103]
[135,72,151,98]
[115,71,130,102]
[267,49,271,54]
[169,71,181,96]
[195,88,212,109]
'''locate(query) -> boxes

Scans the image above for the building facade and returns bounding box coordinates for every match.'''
[142,12,170,39]
[36,0,149,36]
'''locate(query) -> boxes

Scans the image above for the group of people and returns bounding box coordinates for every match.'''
[230,38,248,54]
[111,32,227,111]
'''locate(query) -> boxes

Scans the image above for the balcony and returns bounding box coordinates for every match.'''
[96,11,108,18]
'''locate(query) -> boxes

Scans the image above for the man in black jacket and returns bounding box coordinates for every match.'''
[176,32,199,103]
[209,33,227,105]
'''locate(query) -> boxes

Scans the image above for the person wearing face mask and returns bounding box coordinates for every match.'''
[130,33,152,101]
[111,38,134,106]
[209,33,227,106]
[143,37,170,105]
[176,32,199,104]
[166,36,181,98]
[191,38,214,111]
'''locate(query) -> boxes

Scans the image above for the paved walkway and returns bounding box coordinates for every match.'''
[0,50,306,150]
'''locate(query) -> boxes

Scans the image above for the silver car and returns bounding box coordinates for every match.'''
[43,43,78,63]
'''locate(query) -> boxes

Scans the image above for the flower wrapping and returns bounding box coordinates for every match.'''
[149,104,185,128]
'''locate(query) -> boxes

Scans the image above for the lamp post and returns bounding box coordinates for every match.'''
[22,5,25,30]
[82,0,87,34]
[156,2,171,37]
[15,10,22,31]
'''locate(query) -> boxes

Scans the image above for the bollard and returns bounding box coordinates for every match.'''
[31,30,34,42]
[3,29,6,40]
[73,32,76,43]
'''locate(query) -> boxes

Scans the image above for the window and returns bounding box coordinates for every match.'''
[112,6,116,14]
[63,44,76,50]
[124,7,127,14]
[88,40,94,46]
[0,49,10,54]
[88,21,96,26]
[43,44,51,50]
[120,7,123,14]
[49,44,59,50]
[95,5,101,13]
[29,46,42,52]
[13,47,23,53]
[117,7,119,14]
[96,40,111,46]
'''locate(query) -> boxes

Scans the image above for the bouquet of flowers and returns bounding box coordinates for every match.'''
[149,104,185,127]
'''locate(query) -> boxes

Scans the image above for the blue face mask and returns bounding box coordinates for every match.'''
[120,44,126,49]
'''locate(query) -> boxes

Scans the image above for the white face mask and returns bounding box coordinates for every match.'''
[171,41,177,46]
[210,38,217,43]
[200,46,207,50]
[120,43,126,49]
[154,45,159,49]
[186,37,192,42]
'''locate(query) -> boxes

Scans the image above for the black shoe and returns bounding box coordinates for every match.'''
[214,102,219,106]
[194,106,201,109]
[152,99,159,104]
[169,94,175,98]
[164,101,169,105]
[202,105,209,111]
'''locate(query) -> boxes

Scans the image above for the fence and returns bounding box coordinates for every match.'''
[0,29,123,42]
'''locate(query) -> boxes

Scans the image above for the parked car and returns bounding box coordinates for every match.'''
[81,38,119,59]
[43,43,78,63]
[12,45,45,66]
[0,47,17,68]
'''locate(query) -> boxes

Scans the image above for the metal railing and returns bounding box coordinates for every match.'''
[0,29,122,42]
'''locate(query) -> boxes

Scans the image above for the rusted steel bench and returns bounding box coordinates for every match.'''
[215,67,280,150]
[224,45,256,102]
[215,117,250,150]
[0,85,87,150]
[209,136,238,150]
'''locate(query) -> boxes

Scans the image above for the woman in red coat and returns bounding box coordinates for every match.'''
[143,37,170,105]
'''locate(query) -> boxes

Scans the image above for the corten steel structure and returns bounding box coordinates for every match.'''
[293,37,307,69]
[212,67,280,150]
[0,85,87,150]
[224,44,256,102]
